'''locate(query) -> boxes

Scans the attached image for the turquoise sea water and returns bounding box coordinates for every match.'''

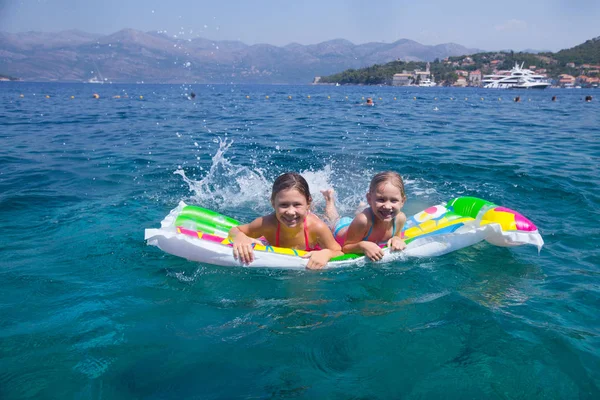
[1,82,599,399]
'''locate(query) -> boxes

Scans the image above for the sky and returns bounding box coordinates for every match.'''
[0,0,598,52]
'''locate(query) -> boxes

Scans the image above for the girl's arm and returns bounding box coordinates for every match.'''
[302,217,343,269]
[342,213,385,261]
[387,212,407,251]
[228,217,266,264]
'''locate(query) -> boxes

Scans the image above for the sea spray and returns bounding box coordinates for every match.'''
[174,137,433,220]
[174,138,272,215]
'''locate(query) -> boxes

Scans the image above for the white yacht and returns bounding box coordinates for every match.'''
[482,63,550,89]
[419,78,437,87]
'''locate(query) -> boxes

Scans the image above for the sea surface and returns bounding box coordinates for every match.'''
[1,82,599,399]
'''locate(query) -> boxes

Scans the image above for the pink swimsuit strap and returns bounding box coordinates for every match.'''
[275,216,315,251]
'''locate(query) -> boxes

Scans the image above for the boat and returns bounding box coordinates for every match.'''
[482,62,550,89]
[86,77,103,84]
[144,196,543,269]
[419,78,437,87]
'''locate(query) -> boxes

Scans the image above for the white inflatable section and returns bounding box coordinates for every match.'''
[144,201,544,270]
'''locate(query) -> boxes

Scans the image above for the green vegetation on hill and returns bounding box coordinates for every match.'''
[319,37,600,85]
[320,60,459,85]
[550,37,600,65]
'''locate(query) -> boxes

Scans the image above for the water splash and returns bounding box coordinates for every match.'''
[174,138,271,213]
[174,137,436,218]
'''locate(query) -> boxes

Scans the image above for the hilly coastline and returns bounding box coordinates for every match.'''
[319,36,600,86]
[0,29,482,84]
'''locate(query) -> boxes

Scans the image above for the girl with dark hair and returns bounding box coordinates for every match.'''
[228,173,343,269]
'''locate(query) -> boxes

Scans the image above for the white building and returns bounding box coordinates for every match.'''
[392,73,412,86]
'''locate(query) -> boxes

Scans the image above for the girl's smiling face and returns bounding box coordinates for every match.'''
[367,182,404,221]
[272,188,310,228]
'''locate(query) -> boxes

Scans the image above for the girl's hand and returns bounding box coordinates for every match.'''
[361,241,385,261]
[387,237,407,251]
[232,236,261,265]
[301,251,330,270]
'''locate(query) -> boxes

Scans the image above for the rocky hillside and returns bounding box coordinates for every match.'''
[0,29,482,83]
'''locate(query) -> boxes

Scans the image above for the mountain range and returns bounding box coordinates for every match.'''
[0,29,484,84]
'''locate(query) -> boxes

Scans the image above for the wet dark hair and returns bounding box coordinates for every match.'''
[271,173,312,204]
[369,171,406,200]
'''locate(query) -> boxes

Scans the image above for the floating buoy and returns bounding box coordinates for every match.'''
[70,96,75,99]
[139,96,143,99]
[480,97,484,101]
[361,97,364,100]
[393,97,397,100]
[327,96,330,99]
[307,95,310,99]
[92,94,99,99]
[413,97,416,100]
[378,97,382,100]
[113,95,121,99]
[345,96,348,100]
[499,98,502,101]
[265,95,269,99]
[288,95,292,99]
[19,94,24,98]
[434,97,437,100]
[45,95,50,98]
[245,95,250,99]
[465,97,468,100]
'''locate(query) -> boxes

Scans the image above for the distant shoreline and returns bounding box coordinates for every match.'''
[3,81,595,91]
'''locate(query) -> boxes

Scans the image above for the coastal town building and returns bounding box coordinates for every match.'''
[579,76,600,85]
[391,63,436,86]
[392,73,412,86]
[559,74,576,87]
[414,71,431,82]
[461,57,474,66]
[454,76,468,87]
[469,70,482,86]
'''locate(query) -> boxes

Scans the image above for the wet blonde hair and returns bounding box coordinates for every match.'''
[369,171,406,201]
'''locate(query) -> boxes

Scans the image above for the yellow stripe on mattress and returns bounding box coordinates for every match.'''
[220,239,307,257]
[404,217,475,239]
